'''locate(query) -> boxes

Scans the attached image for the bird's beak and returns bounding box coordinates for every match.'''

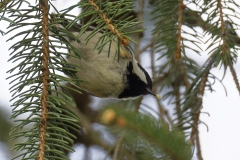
[145,87,156,96]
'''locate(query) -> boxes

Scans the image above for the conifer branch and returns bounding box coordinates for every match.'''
[189,58,213,160]
[101,107,192,160]
[196,130,203,160]
[149,38,172,126]
[175,0,185,60]
[4,1,240,159]
[38,0,49,159]
[88,0,129,46]
[140,42,153,55]
[218,0,227,55]
[134,96,143,112]
[155,98,173,126]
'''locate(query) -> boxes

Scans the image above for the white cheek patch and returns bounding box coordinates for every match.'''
[132,58,148,84]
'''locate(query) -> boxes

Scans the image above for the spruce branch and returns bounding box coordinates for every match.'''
[218,0,227,55]
[38,1,49,159]
[175,0,185,60]
[88,0,129,46]
[3,1,240,159]
[155,98,173,127]
[149,40,173,126]
[59,0,141,60]
[152,0,202,64]
[101,106,192,160]
[4,1,82,159]
[203,0,240,68]
[189,66,210,159]
[75,108,136,160]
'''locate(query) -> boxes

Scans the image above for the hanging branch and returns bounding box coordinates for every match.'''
[218,0,227,55]
[38,0,49,159]
[152,0,202,63]
[4,1,81,159]
[155,98,173,126]
[88,0,129,46]
[149,39,173,126]
[203,0,240,93]
[3,0,240,159]
[189,61,211,160]
[175,0,185,60]
[218,0,240,95]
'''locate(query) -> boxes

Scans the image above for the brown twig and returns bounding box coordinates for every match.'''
[76,111,109,148]
[140,42,153,54]
[38,0,49,159]
[155,99,173,126]
[152,73,169,85]
[175,0,185,60]
[75,110,135,159]
[196,129,203,160]
[179,61,191,90]
[135,96,143,112]
[88,0,129,46]
[189,59,212,160]
[184,6,240,45]
[150,40,173,126]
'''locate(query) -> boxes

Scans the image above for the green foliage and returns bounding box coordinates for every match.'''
[151,0,240,139]
[1,0,240,160]
[101,106,192,160]
[151,0,202,61]
[1,0,145,159]
[60,0,141,55]
[2,1,81,159]
[180,0,240,136]
[151,0,179,60]
[204,0,240,68]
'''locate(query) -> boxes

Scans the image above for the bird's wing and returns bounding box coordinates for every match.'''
[52,15,132,56]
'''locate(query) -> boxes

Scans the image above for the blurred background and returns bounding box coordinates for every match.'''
[1,0,240,160]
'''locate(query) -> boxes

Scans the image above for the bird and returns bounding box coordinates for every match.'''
[58,21,157,99]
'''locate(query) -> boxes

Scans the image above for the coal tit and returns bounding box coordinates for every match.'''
[64,25,156,99]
